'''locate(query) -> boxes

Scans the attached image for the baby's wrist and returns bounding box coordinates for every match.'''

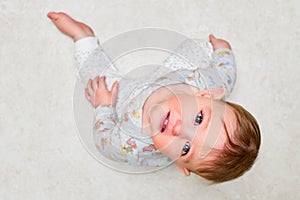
[95,104,113,111]
[212,48,233,60]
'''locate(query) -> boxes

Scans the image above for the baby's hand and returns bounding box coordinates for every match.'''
[209,34,232,51]
[84,76,119,108]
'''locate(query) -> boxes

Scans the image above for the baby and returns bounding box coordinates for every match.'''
[48,12,261,183]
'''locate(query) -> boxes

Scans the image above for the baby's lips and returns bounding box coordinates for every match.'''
[160,111,170,133]
[148,104,166,133]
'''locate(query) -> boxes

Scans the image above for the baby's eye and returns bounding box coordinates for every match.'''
[194,111,203,126]
[181,142,190,156]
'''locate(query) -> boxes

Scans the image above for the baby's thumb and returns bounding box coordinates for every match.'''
[209,34,217,44]
[209,34,217,50]
[111,81,119,105]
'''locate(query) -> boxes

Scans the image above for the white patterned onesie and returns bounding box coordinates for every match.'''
[74,36,236,167]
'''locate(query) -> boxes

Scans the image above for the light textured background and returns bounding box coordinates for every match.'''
[0,0,299,199]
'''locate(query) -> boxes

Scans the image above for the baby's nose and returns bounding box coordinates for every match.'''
[172,120,181,136]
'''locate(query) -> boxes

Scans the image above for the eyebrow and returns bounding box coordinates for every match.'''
[203,107,211,130]
[223,120,230,141]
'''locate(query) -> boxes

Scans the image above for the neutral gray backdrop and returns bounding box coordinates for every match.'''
[0,0,299,199]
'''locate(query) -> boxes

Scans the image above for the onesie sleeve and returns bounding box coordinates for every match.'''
[161,39,213,72]
[93,106,126,162]
[171,47,237,98]
[210,48,237,95]
[158,38,237,97]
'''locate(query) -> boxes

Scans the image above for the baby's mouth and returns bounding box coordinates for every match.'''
[160,111,170,133]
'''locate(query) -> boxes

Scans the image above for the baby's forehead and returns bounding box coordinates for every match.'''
[203,104,237,150]
[218,106,238,147]
[223,105,238,135]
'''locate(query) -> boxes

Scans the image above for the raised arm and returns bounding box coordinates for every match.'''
[84,75,125,161]
[209,34,236,96]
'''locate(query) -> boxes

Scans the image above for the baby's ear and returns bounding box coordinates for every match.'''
[175,163,191,176]
[196,88,226,100]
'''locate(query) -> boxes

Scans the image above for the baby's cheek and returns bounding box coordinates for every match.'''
[151,134,173,150]
[152,134,187,161]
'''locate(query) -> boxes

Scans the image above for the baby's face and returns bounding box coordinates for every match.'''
[143,88,237,174]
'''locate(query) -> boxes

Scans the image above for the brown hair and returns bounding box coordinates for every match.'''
[190,101,261,183]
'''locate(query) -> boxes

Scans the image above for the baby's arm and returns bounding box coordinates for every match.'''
[85,76,125,161]
[160,34,231,72]
[209,34,236,95]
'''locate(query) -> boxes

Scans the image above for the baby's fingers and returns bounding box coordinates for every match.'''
[84,87,91,101]
[91,76,99,91]
[86,79,94,97]
[209,34,218,50]
[209,34,217,43]
[111,81,119,106]
[98,76,109,91]
[208,34,231,50]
